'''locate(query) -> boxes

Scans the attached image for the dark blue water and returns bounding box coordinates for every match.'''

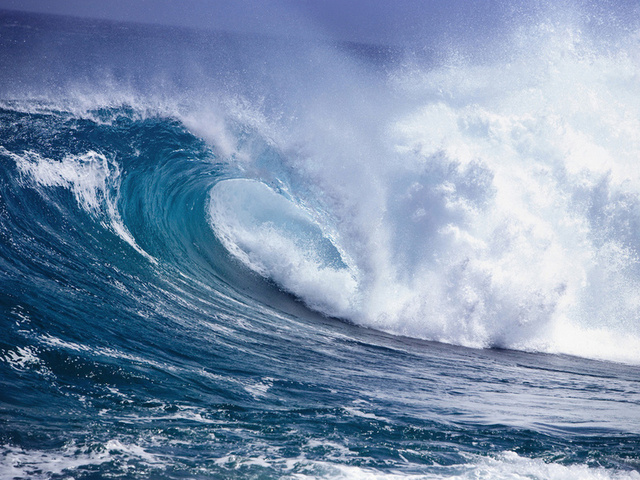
[1,7,640,479]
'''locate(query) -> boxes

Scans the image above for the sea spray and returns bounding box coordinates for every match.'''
[204,13,640,363]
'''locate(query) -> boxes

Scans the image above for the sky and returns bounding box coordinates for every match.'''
[0,0,513,46]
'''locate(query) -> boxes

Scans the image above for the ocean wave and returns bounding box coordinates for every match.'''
[1,5,639,478]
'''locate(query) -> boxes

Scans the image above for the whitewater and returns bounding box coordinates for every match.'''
[1,1,639,479]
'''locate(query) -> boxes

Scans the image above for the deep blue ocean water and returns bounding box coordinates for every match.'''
[1,5,640,479]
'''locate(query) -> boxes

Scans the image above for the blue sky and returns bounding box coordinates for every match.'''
[0,0,513,45]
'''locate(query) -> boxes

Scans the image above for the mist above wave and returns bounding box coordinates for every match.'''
[200,8,640,364]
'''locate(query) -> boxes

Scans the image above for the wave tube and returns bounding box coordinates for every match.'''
[208,178,359,318]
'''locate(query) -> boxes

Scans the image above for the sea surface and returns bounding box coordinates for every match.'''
[1,4,640,479]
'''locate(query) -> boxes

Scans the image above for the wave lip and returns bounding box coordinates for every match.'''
[7,145,156,263]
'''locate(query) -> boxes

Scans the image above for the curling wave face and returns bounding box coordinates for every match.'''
[6,14,640,364]
[4,15,640,365]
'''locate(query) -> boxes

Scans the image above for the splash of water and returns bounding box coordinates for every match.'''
[204,12,640,363]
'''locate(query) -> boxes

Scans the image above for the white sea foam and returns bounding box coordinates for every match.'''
[290,451,640,480]
[0,440,165,480]
[2,443,636,480]
[0,345,45,372]
[6,147,156,263]
[192,450,640,480]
